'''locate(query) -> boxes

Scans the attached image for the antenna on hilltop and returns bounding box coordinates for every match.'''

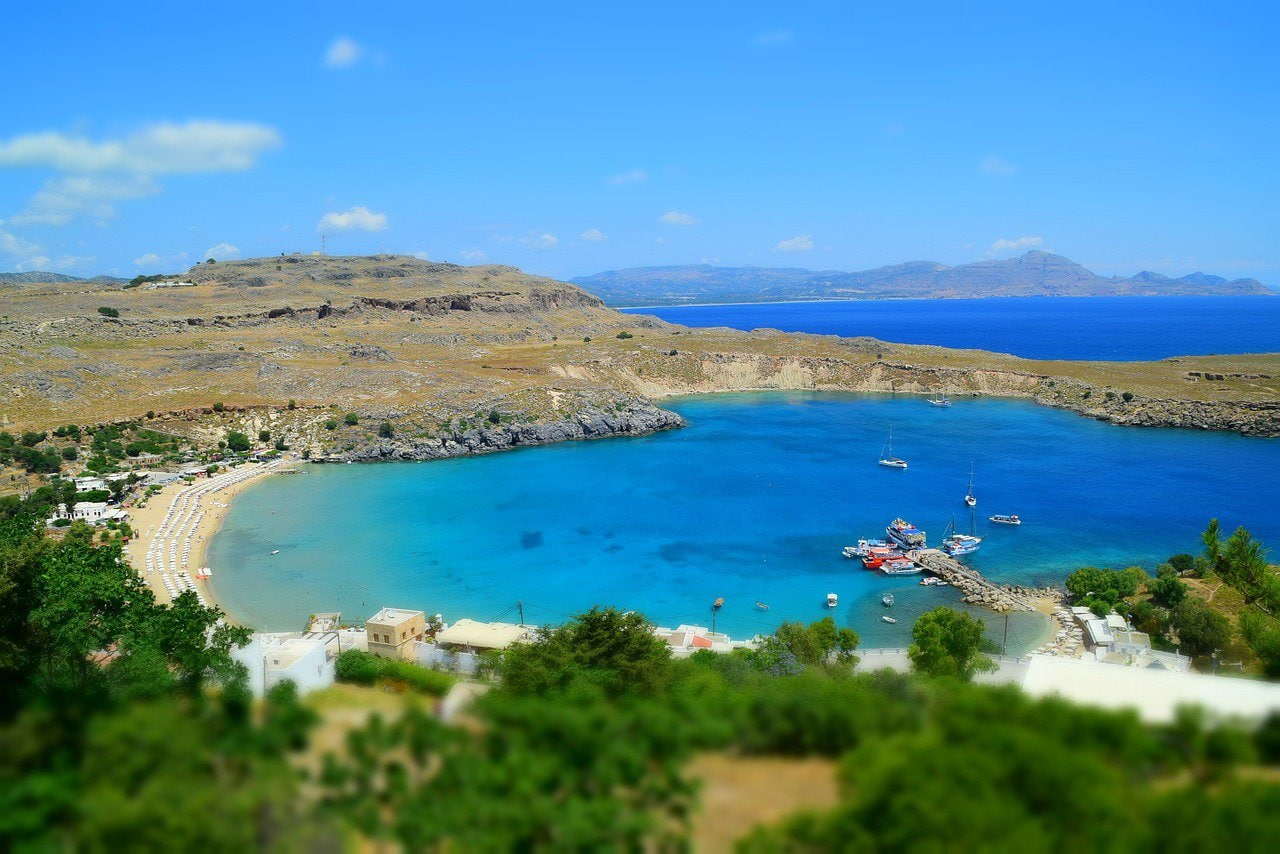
[321,234,326,255]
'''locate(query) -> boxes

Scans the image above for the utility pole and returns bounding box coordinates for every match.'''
[517,600,524,626]
[1002,613,1009,656]
[321,234,326,255]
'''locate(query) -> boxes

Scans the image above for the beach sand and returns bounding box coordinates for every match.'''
[125,458,292,619]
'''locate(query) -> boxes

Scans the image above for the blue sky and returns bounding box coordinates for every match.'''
[2,1,1277,283]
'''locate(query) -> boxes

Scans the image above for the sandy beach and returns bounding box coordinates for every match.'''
[125,458,293,620]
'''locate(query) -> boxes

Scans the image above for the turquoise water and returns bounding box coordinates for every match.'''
[209,393,1280,653]
[623,296,1280,361]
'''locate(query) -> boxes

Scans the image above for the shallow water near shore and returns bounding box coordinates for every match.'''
[209,393,1280,653]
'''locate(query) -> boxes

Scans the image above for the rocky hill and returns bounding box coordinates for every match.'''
[0,271,128,286]
[572,251,1274,305]
[0,253,1275,473]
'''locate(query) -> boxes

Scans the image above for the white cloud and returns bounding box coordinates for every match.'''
[203,243,240,260]
[519,233,559,250]
[655,237,669,245]
[326,37,363,68]
[317,206,388,233]
[0,121,282,175]
[491,234,514,244]
[579,228,607,242]
[1,229,42,259]
[11,174,159,226]
[989,235,1044,254]
[755,28,795,45]
[772,233,813,253]
[133,250,188,268]
[660,210,699,226]
[980,155,1017,176]
[459,248,487,262]
[411,250,430,260]
[609,169,648,185]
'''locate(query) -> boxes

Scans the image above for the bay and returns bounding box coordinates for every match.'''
[209,393,1280,653]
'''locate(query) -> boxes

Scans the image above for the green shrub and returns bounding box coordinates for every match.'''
[324,419,338,431]
[335,650,382,685]
[259,430,271,443]
[213,402,225,413]
[377,422,394,439]
[616,331,633,339]
[52,517,71,528]
[226,431,251,453]
[343,412,359,426]
[1122,391,1134,402]
[97,306,120,318]
[61,446,78,461]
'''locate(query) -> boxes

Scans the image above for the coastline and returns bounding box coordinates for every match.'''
[126,459,289,623]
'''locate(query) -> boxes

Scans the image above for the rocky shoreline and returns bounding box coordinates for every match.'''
[313,396,685,463]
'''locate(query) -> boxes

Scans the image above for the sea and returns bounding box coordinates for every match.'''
[621,296,1280,361]
[209,392,1280,654]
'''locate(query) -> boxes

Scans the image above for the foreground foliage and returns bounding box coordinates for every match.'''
[5,489,1280,850]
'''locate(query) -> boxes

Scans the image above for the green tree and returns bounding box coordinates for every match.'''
[498,606,672,698]
[1171,598,1230,656]
[1149,564,1188,608]
[225,431,251,453]
[377,421,394,438]
[258,430,271,443]
[908,607,996,680]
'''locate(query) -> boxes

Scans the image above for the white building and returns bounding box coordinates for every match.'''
[416,619,535,675]
[50,501,129,525]
[653,624,756,658]
[233,629,367,697]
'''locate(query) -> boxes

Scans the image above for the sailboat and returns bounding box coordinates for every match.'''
[878,426,908,469]
[964,463,976,507]
[941,512,983,556]
[926,389,951,407]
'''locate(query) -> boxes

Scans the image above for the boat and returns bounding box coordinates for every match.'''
[843,538,889,559]
[882,594,895,607]
[886,517,926,549]
[755,601,770,611]
[862,545,902,570]
[881,556,923,576]
[941,514,983,557]
[964,463,976,507]
[878,427,908,469]
[713,597,725,609]
[882,615,898,624]
[826,592,839,608]
[270,549,280,555]
[926,393,951,407]
[989,514,1022,526]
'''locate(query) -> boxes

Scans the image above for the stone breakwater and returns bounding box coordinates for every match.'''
[910,549,1059,613]
[318,397,685,463]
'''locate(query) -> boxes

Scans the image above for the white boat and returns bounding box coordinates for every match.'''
[964,463,976,507]
[926,393,951,407]
[882,594,895,607]
[826,592,839,608]
[881,557,923,576]
[941,514,983,557]
[878,427,908,469]
[989,514,1022,526]
[270,549,280,555]
[882,615,898,624]
[755,601,770,611]
[843,538,889,558]
[886,517,926,549]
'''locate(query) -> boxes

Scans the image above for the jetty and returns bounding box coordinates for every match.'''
[908,549,1050,612]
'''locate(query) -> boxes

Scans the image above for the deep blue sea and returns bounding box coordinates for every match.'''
[209,393,1280,653]
[621,296,1280,361]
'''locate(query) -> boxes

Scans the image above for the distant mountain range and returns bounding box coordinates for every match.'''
[571,251,1275,306]
[0,271,128,286]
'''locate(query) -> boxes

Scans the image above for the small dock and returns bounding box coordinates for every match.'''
[908,549,1043,612]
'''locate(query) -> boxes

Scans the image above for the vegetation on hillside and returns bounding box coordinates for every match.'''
[4,499,1280,849]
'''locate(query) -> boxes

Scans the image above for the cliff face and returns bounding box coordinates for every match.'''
[313,395,684,462]
[561,352,1280,438]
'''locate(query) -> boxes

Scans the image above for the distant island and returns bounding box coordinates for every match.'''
[571,250,1274,306]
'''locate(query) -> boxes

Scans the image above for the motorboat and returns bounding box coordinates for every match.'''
[843,538,889,559]
[755,601,770,611]
[826,592,839,608]
[882,594,895,607]
[270,549,280,555]
[886,517,927,549]
[989,514,1022,526]
[881,557,923,576]
[882,615,898,624]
